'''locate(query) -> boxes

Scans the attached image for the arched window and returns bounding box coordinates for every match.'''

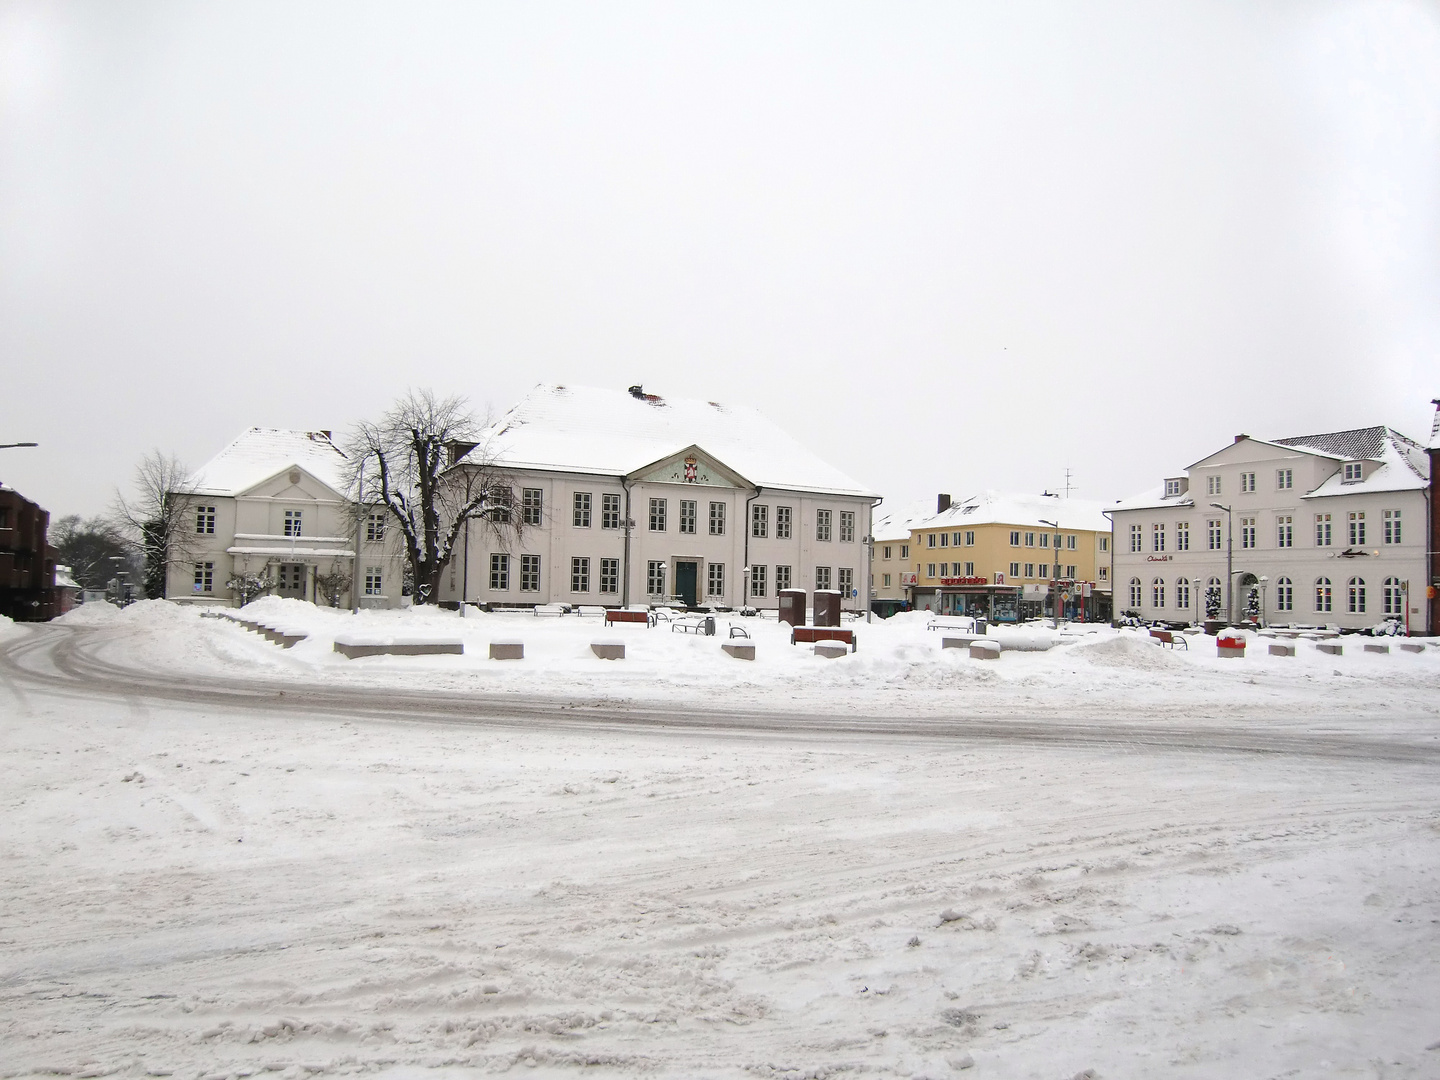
[1152,578,1165,608]
[1175,577,1190,609]
[1315,577,1332,613]
[1275,576,1293,612]
[1383,577,1402,617]
[1129,577,1142,608]
[1348,576,1366,614]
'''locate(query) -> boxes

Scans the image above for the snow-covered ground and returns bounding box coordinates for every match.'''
[1,602,1438,1078]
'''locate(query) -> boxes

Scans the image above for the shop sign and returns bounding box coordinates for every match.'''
[900,572,918,586]
[940,576,988,586]
[994,572,1005,585]
[1146,555,1171,562]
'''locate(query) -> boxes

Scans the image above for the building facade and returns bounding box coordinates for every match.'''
[870,505,923,615]
[1109,426,1431,632]
[439,385,881,611]
[0,486,60,621]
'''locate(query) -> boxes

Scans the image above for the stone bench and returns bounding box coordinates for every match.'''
[941,635,982,650]
[1363,642,1389,654]
[590,641,625,660]
[969,640,1001,660]
[1268,643,1296,657]
[722,643,756,661]
[1399,642,1426,654]
[333,636,464,658]
[814,641,849,659]
[489,641,524,660]
[1316,642,1343,656]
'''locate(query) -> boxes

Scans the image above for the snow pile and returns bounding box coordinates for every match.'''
[1068,632,1190,672]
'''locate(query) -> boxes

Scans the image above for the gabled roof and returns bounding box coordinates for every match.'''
[1108,484,1193,514]
[186,429,349,498]
[1275,426,1393,461]
[910,491,1112,533]
[465,384,879,498]
[1297,426,1428,498]
[872,502,929,543]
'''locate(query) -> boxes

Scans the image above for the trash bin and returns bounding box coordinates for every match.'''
[973,617,988,636]
[703,616,716,637]
[814,590,841,627]
[778,589,806,627]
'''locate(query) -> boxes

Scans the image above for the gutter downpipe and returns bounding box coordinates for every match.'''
[742,486,761,610]
[867,496,883,623]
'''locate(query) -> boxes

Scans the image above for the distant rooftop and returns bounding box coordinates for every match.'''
[186,428,348,497]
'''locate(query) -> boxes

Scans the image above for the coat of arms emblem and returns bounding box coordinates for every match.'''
[683,456,698,483]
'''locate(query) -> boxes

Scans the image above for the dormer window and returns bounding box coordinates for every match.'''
[1342,462,1363,483]
[1164,479,1182,498]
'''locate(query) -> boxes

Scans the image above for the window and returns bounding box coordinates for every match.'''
[571,557,590,592]
[1207,519,1222,550]
[927,533,937,548]
[1152,524,1165,552]
[490,553,509,591]
[1009,562,1020,578]
[927,563,937,579]
[775,565,792,592]
[1176,522,1190,551]
[601,493,621,530]
[1065,565,1075,579]
[572,492,592,528]
[776,506,792,539]
[649,498,668,532]
[751,564,767,597]
[1130,525,1142,553]
[815,566,832,591]
[1099,536,1108,552]
[522,488,543,526]
[1315,577,1332,613]
[284,509,303,537]
[1277,516,1292,548]
[599,558,619,594]
[951,531,962,547]
[1315,513,1332,546]
[882,545,891,560]
[1052,564,1062,580]
[752,504,769,538]
[963,562,975,577]
[1152,579,1165,608]
[192,562,214,593]
[1024,563,1035,579]
[520,555,541,592]
[966,531,976,546]
[1275,577,1292,612]
[1040,533,1049,548]
[484,486,513,523]
[709,501,725,536]
[1348,511,1365,546]
[364,566,383,595]
[1176,577,1190,609]
[708,562,725,597]
[1383,577,1402,616]
[899,544,908,559]
[647,560,666,596]
[1165,479,1182,497]
[939,563,949,577]
[840,511,856,543]
[1343,462,1363,483]
[196,506,215,534]
[1240,472,1256,493]
[1129,578,1143,608]
[816,509,832,542]
[1207,475,1221,495]
[882,573,891,588]
[1010,530,1021,546]
[1066,535,1076,550]
[838,567,854,597]
[366,511,386,542]
[1383,509,1401,544]
[940,532,949,548]
[1277,468,1293,490]
[679,500,697,534]
[1347,576,1366,614]
[1098,566,1108,581]
[1240,517,1255,549]
[1025,532,1036,547]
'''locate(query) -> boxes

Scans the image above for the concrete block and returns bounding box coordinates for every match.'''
[1217,646,1246,658]
[1316,642,1343,656]
[814,642,849,659]
[942,636,979,650]
[1268,643,1296,657]
[1399,642,1425,654]
[489,641,524,660]
[590,641,625,660]
[333,638,463,658]
[969,641,1001,660]
[722,643,756,660]
[1363,642,1389,654]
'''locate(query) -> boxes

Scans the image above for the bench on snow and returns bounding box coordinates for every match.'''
[1149,629,1187,650]
[604,609,650,626]
[533,603,570,617]
[791,626,856,652]
[333,634,464,659]
[927,616,977,632]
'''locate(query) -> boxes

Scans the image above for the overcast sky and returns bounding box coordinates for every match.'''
[2,1,1437,520]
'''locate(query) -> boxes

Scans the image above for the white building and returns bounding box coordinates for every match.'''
[439,385,881,611]
[169,428,404,608]
[1109,426,1431,632]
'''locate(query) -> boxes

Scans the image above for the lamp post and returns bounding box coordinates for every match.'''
[1258,575,1269,628]
[1210,503,1233,624]
[0,441,38,489]
[742,565,750,610]
[1039,519,1062,627]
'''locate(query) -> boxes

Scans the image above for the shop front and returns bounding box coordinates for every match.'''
[937,576,1022,623]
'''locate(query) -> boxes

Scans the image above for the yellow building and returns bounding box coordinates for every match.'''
[870,506,925,616]
[902,492,1112,622]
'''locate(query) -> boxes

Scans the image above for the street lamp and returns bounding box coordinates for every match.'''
[1210,503,1233,624]
[0,441,38,489]
[742,565,751,610]
[1039,519,1061,628]
[1258,575,1269,628]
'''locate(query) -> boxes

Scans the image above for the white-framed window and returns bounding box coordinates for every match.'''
[1099,536,1108,552]
[490,553,509,591]
[1383,509,1400,544]
[1277,515,1292,548]
[1024,563,1035,579]
[751,564,767,597]
[1025,532,1035,547]
[709,501,725,536]
[927,563,937,579]
[1343,462,1363,483]
[752,504,769,538]
[1152,578,1165,608]
[573,492,592,528]
[1347,576,1366,614]
[1240,517,1255,549]
[840,511,856,543]
[1066,535,1076,550]
[679,499,697,534]
[647,560,666,596]
[192,562,214,593]
[1009,562,1020,578]
[1098,566,1108,580]
[1315,577,1332,613]
[882,573,891,588]
[1207,519,1222,550]
[949,531,961,547]
[775,565,792,592]
[599,558,619,594]
[1277,468,1293,490]
[1129,525,1142,553]
[284,509,303,537]
[838,567,854,597]
[1039,533,1049,549]
[1207,475,1222,495]
[1010,530,1021,546]
[366,511,386,542]
[1176,522,1190,551]
[571,557,589,592]
[520,554,540,592]
[963,562,975,577]
[1152,524,1165,552]
[1065,564,1075,579]
[602,493,621,530]
[1382,576,1401,616]
[1164,479,1182,497]
[1176,577,1190,609]
[776,506,792,539]
[1348,511,1365,546]
[707,562,725,597]
[522,488,543,526]
[1315,513,1332,546]
[966,531,977,546]
[1275,577,1292,612]
[899,544,908,559]
[940,532,949,548]
[649,498,668,532]
[816,509,832,542]
[882,545,891,560]
[364,566,383,595]
[195,505,216,534]
[1129,578,1142,608]
[939,563,949,577]
[1240,471,1256,493]
[815,566,832,591]
[927,533,937,548]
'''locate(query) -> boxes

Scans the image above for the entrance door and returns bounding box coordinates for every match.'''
[277,563,307,599]
[674,561,698,608]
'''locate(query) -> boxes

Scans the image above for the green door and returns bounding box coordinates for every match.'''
[674,561,698,608]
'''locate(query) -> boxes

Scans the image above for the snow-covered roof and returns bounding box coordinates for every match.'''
[1108,484,1193,514]
[465,384,878,498]
[186,429,349,497]
[1294,426,1429,499]
[871,503,930,542]
[910,491,1112,533]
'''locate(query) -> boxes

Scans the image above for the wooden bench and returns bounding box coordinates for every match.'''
[791,626,856,652]
[604,609,650,626]
[1149,628,1187,650]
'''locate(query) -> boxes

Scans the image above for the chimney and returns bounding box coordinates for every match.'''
[628,384,645,399]
[937,493,951,514]
[1234,434,1248,443]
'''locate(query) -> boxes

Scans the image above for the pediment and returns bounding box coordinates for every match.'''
[628,445,752,489]
[239,465,346,501]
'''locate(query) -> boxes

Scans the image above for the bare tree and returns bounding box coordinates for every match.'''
[111,451,194,599]
[346,389,517,605]
[226,569,275,607]
[51,515,139,591]
[314,567,351,608]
